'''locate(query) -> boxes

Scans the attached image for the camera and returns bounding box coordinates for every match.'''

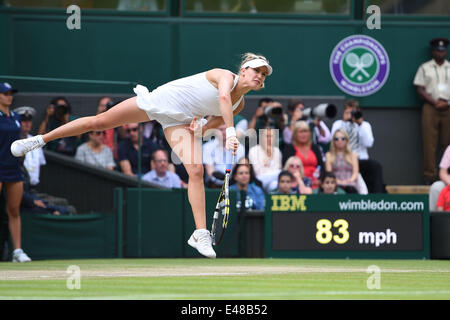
[55,104,69,115]
[351,110,363,120]
[302,103,337,119]
[264,105,283,117]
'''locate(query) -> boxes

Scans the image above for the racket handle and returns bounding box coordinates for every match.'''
[225,150,234,172]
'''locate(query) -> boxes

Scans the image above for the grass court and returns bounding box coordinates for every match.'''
[1,258,450,300]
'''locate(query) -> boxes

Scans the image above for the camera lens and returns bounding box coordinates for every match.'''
[271,108,282,115]
[352,110,362,119]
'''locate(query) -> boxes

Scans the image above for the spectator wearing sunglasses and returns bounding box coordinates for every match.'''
[281,156,312,194]
[75,130,115,170]
[118,122,158,177]
[325,130,360,194]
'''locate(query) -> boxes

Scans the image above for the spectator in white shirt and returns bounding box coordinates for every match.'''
[249,127,282,192]
[142,149,182,188]
[15,106,46,187]
[331,99,384,193]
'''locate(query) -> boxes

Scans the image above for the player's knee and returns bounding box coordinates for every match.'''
[6,206,20,218]
[88,114,109,131]
[187,164,204,180]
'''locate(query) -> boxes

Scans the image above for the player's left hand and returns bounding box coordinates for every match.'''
[225,136,239,155]
[187,117,203,137]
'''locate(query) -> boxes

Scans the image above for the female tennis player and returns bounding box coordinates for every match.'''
[11,53,273,258]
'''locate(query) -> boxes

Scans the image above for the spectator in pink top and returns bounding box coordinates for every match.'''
[429,144,450,211]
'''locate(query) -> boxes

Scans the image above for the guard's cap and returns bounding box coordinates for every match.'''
[14,106,36,121]
[430,37,449,51]
[0,82,18,94]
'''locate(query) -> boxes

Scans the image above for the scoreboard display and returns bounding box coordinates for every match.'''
[265,194,429,259]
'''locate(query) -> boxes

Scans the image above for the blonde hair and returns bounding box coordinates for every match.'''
[328,129,353,165]
[283,156,305,177]
[292,120,311,147]
[240,52,269,67]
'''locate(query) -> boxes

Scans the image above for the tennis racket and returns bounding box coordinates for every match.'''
[211,151,234,246]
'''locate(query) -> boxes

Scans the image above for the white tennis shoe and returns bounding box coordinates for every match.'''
[12,249,32,263]
[10,135,45,157]
[188,229,216,259]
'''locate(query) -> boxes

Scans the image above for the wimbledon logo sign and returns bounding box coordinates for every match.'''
[330,35,390,97]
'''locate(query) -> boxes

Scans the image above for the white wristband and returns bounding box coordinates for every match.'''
[195,118,208,127]
[226,127,236,140]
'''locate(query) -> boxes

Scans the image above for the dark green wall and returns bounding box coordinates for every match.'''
[125,188,239,258]
[0,10,8,75]
[1,8,449,107]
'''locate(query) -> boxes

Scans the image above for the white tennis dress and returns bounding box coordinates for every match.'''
[134,71,243,129]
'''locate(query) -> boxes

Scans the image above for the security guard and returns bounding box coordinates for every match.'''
[414,37,450,184]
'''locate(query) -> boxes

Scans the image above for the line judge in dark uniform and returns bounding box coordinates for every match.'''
[414,38,450,184]
[0,82,32,262]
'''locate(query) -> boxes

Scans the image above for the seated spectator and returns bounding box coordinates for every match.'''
[20,164,70,216]
[272,171,295,195]
[325,130,359,194]
[331,99,384,193]
[282,156,312,194]
[142,149,182,188]
[249,127,282,192]
[75,131,116,170]
[14,106,46,187]
[203,124,244,188]
[230,157,263,189]
[118,123,158,177]
[429,145,450,211]
[437,170,450,211]
[230,163,265,211]
[143,120,170,150]
[313,171,346,194]
[143,120,184,182]
[21,187,71,216]
[38,96,83,156]
[282,120,324,189]
[96,96,118,154]
[283,99,331,151]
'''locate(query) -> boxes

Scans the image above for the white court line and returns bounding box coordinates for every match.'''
[2,290,450,300]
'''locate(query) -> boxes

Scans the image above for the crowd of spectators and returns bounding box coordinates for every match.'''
[4,36,450,214]
[11,90,450,214]
[9,93,389,213]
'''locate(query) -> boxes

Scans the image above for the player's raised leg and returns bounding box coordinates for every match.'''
[11,97,150,157]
